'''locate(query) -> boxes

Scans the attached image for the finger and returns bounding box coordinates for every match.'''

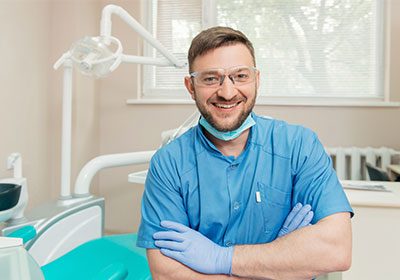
[298,211,314,228]
[282,203,302,228]
[153,230,185,242]
[160,220,190,233]
[288,204,312,229]
[154,240,186,251]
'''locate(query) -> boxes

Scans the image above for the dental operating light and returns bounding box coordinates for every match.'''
[54,4,186,198]
[54,36,122,78]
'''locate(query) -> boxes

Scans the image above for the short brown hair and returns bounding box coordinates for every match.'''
[188,26,256,72]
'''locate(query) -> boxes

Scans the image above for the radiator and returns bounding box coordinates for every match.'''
[326,147,400,180]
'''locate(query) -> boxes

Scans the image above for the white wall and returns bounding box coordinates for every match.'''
[0,0,399,234]
[0,0,100,210]
[0,1,52,207]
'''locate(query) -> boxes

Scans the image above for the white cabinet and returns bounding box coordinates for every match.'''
[324,181,400,280]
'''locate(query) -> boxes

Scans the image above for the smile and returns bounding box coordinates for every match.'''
[213,101,241,109]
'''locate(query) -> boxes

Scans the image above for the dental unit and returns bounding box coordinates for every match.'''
[0,5,185,279]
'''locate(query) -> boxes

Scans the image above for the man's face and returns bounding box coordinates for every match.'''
[185,44,259,132]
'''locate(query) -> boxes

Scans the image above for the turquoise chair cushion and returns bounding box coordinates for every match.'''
[42,233,151,280]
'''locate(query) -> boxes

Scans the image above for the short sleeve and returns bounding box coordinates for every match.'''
[136,150,189,249]
[291,129,353,222]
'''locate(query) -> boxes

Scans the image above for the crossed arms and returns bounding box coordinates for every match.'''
[147,212,351,280]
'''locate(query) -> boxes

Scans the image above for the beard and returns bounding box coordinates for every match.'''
[194,89,257,132]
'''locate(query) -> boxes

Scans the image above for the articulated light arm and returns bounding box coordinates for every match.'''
[60,59,73,198]
[100,4,186,68]
[53,5,186,199]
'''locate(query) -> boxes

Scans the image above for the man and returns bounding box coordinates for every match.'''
[137,27,353,279]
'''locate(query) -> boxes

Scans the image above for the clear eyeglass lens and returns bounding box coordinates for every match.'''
[192,66,256,87]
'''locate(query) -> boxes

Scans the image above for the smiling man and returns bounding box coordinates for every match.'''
[137,27,353,280]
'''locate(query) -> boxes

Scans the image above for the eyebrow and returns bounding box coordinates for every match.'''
[194,65,253,74]
[201,69,222,74]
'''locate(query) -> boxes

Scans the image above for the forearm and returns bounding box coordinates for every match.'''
[148,249,252,280]
[232,213,352,280]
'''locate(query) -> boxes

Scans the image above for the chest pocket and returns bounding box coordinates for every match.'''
[257,182,291,237]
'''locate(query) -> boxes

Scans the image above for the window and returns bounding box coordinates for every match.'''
[142,0,385,102]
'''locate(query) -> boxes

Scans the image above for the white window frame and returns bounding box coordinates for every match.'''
[128,0,400,107]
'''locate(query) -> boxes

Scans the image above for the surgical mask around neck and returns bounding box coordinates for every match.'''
[199,114,255,141]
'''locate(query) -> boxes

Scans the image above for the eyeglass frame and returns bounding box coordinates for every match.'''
[189,65,258,88]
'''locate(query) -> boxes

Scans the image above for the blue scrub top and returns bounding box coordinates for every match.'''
[137,113,353,249]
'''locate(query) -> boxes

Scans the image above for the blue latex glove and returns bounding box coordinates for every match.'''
[153,220,233,275]
[278,203,314,237]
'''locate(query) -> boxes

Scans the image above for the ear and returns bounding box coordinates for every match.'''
[184,76,196,100]
[255,70,261,90]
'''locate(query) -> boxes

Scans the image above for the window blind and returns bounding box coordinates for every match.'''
[143,0,201,97]
[143,0,383,99]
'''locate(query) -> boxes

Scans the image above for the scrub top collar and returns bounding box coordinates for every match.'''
[195,112,256,164]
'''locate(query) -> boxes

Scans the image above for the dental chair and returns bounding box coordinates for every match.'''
[2,205,151,280]
[42,234,150,280]
[0,175,151,280]
[3,228,150,280]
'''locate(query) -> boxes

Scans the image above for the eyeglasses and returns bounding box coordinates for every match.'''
[190,65,258,88]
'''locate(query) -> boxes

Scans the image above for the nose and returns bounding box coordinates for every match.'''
[217,75,236,100]
[219,75,235,86]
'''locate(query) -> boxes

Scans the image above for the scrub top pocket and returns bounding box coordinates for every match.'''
[257,182,291,236]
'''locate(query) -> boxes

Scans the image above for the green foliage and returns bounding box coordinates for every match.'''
[215,0,376,95]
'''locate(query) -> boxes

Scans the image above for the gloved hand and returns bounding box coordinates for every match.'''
[278,202,314,238]
[153,220,233,275]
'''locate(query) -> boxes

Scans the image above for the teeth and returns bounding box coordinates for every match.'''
[215,103,237,109]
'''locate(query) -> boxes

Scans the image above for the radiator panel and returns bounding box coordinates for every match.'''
[326,147,400,180]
